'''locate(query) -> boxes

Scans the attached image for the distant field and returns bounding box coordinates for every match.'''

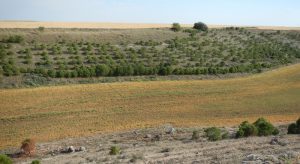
[0,21,300,30]
[0,63,299,149]
[0,21,191,29]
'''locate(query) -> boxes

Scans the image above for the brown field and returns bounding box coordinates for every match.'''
[0,64,300,149]
[0,21,300,30]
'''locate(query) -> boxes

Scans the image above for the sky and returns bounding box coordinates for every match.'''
[0,0,299,26]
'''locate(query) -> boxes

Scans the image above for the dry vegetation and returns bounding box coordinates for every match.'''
[14,126,300,163]
[0,21,191,29]
[0,21,299,30]
[0,63,299,149]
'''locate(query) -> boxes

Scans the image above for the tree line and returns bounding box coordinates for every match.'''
[1,62,270,78]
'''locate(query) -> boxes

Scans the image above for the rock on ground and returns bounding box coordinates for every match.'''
[3,125,300,164]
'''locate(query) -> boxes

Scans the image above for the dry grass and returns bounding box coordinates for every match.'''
[0,21,190,29]
[0,21,299,30]
[20,138,36,157]
[0,64,299,149]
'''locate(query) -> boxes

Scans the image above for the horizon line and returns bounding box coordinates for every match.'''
[0,20,300,29]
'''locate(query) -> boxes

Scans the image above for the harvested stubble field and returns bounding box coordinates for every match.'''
[0,63,299,149]
[1,21,300,30]
[0,21,190,29]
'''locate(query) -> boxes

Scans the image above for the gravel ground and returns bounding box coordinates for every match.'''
[3,125,300,164]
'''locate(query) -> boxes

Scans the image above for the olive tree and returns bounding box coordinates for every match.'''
[193,22,208,31]
[171,23,181,32]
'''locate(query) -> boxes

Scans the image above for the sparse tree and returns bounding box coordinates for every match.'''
[38,26,45,32]
[96,64,110,76]
[171,23,181,32]
[193,22,208,31]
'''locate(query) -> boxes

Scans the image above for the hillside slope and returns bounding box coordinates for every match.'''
[0,27,300,88]
[0,64,299,149]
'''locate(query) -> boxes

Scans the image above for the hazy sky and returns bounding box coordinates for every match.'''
[0,0,299,26]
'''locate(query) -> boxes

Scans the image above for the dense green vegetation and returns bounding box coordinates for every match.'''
[287,118,300,134]
[204,127,229,141]
[253,118,279,136]
[193,22,208,31]
[109,146,120,155]
[236,118,279,138]
[0,154,12,164]
[0,27,299,79]
[236,121,258,138]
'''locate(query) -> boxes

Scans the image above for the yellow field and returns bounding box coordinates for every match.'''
[0,21,300,30]
[0,64,300,149]
[0,21,189,29]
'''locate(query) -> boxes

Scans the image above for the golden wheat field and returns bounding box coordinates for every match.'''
[0,64,300,149]
[0,21,300,30]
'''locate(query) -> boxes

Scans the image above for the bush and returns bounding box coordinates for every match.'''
[253,118,279,136]
[171,23,181,32]
[236,121,258,138]
[96,64,110,76]
[204,127,222,141]
[0,154,12,164]
[2,63,20,76]
[21,139,36,156]
[192,130,200,140]
[193,22,208,31]
[6,35,24,43]
[109,146,120,155]
[287,118,300,134]
[47,69,56,78]
[31,160,41,164]
[38,26,45,32]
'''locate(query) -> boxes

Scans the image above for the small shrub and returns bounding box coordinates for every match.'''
[193,22,208,31]
[31,160,41,164]
[287,118,300,134]
[0,154,12,164]
[6,35,24,43]
[236,121,258,138]
[21,139,36,156]
[109,146,120,155]
[205,127,222,141]
[253,118,279,136]
[171,23,181,32]
[288,123,298,134]
[38,26,45,32]
[192,130,200,140]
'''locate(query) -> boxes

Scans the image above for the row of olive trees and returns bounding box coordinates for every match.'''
[171,22,208,32]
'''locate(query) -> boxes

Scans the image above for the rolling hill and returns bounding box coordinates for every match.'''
[0,63,299,149]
